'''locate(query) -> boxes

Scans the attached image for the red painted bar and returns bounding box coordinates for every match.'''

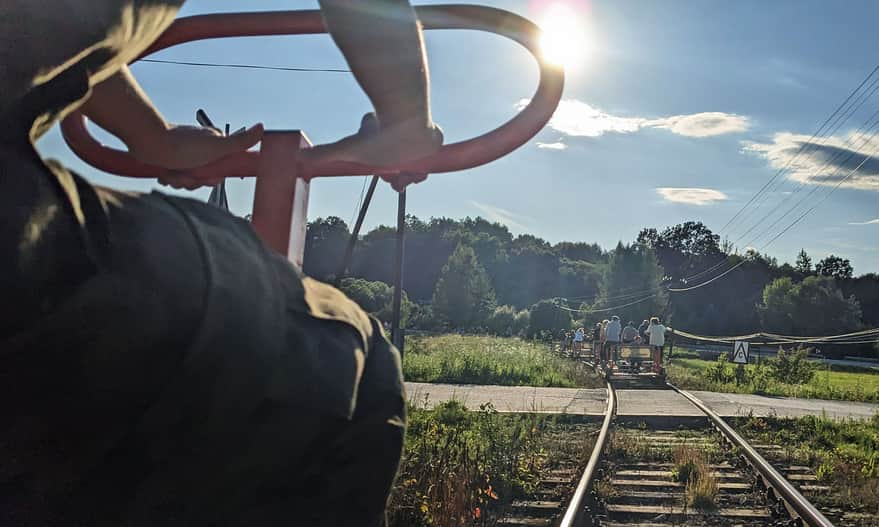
[251,131,310,266]
[60,5,564,182]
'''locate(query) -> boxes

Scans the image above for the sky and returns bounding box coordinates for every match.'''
[37,0,879,274]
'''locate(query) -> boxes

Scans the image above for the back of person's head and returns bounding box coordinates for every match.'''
[642,319,649,325]
[611,315,619,321]
[627,321,634,327]
[650,316,660,324]
[602,319,609,325]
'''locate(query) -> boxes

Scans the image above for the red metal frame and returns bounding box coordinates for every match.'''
[251,131,311,266]
[60,5,564,265]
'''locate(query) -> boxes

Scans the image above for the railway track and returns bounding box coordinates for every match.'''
[496,420,600,526]
[535,347,841,526]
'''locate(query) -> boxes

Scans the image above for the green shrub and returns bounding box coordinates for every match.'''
[486,305,517,336]
[705,354,735,384]
[770,346,817,385]
[527,299,571,338]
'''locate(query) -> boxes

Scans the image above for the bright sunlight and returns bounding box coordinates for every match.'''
[538,2,590,70]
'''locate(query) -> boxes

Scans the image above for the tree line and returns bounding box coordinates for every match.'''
[303,216,878,357]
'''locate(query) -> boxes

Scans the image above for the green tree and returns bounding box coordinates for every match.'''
[637,221,724,280]
[486,305,517,336]
[760,277,797,334]
[304,216,350,281]
[527,299,571,337]
[816,254,853,280]
[495,235,562,308]
[760,275,862,335]
[432,244,497,329]
[594,243,667,323]
[554,241,605,263]
[795,249,812,274]
[338,278,412,326]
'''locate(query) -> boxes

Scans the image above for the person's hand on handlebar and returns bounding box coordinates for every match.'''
[138,125,263,189]
[81,66,262,188]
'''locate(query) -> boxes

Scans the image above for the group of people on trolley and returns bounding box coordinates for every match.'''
[561,316,668,374]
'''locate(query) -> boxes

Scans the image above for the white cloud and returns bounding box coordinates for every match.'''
[530,99,643,137]
[537,141,568,150]
[743,132,879,192]
[646,112,750,138]
[470,201,529,231]
[656,187,729,205]
[849,218,879,225]
[516,98,750,139]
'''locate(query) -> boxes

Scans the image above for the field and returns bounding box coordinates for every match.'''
[667,348,879,403]
[403,334,602,388]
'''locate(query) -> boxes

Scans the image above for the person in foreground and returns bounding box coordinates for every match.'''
[1,1,442,525]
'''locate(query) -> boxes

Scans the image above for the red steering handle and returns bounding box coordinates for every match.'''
[61,5,564,180]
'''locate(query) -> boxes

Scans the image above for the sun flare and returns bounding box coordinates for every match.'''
[538,3,589,70]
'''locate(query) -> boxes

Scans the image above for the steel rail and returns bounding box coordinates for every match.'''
[669,383,835,527]
[60,5,564,182]
[558,377,615,527]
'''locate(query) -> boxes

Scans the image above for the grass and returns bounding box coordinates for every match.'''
[672,445,718,510]
[387,400,581,527]
[735,414,879,515]
[403,334,602,388]
[607,430,722,512]
[667,348,879,403]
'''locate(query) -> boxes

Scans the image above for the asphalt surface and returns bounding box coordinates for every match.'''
[404,382,879,420]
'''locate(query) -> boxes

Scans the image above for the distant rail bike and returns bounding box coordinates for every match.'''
[563,341,665,380]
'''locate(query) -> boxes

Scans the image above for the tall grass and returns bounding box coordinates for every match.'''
[403,334,602,387]
[387,401,553,527]
[737,414,879,514]
[672,445,718,510]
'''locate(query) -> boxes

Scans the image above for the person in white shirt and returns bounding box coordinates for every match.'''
[646,316,667,374]
[605,316,622,365]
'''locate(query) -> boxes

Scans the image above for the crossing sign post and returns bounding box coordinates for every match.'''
[732,340,750,364]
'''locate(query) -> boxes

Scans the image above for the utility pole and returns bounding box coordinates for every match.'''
[335,175,380,284]
[390,188,407,354]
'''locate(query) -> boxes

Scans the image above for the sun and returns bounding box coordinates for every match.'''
[538,3,590,70]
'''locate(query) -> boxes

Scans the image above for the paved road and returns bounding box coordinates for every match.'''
[404,382,879,420]
[690,390,879,420]
[405,382,607,415]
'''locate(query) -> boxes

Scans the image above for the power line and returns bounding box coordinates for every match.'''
[666,260,747,292]
[350,176,370,227]
[673,327,879,346]
[663,140,879,295]
[719,64,879,235]
[731,85,879,248]
[140,58,350,73]
[745,110,879,247]
[672,67,879,295]
[554,293,659,314]
[758,141,879,251]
